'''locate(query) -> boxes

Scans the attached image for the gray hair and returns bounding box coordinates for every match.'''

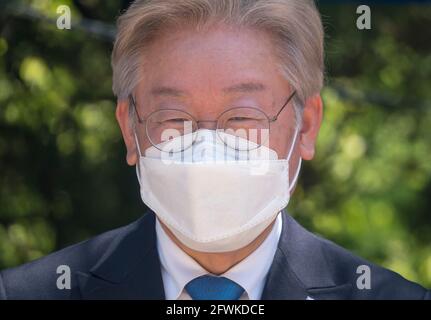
[112,0,324,123]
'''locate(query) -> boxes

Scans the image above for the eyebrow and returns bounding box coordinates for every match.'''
[151,86,185,97]
[150,82,267,97]
[222,82,267,94]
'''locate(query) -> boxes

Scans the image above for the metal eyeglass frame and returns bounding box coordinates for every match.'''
[129,90,297,152]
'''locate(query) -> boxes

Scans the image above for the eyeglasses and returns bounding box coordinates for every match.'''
[129,90,296,152]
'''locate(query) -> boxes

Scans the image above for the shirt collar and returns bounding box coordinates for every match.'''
[156,213,282,300]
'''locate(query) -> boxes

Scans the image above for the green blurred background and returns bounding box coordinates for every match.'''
[0,0,430,287]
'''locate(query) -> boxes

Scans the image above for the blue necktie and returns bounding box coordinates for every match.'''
[185,275,245,300]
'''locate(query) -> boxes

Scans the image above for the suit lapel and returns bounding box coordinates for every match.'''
[261,246,309,299]
[262,211,352,300]
[76,211,165,299]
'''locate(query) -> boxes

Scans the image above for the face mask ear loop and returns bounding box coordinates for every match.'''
[134,133,143,186]
[286,126,299,162]
[288,158,302,193]
[286,126,302,193]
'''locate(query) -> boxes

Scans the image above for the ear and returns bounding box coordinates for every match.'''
[116,99,138,166]
[299,94,323,161]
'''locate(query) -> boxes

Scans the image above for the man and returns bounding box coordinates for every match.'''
[0,0,429,300]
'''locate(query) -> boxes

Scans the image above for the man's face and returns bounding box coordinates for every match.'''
[117,23,323,184]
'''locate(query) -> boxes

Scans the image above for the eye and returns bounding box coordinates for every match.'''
[229,117,267,123]
[164,118,190,123]
[230,117,252,121]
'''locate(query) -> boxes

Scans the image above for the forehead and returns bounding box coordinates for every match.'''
[138,24,284,93]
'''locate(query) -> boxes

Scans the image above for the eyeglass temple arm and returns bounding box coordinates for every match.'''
[129,95,144,123]
[270,90,297,122]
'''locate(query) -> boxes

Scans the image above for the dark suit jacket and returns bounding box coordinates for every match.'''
[0,210,429,300]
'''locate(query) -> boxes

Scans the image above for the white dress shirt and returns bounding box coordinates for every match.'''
[156,213,282,300]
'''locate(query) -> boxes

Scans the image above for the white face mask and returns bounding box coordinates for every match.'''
[135,129,302,253]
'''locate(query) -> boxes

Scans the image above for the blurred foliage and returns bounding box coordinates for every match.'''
[0,0,430,287]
